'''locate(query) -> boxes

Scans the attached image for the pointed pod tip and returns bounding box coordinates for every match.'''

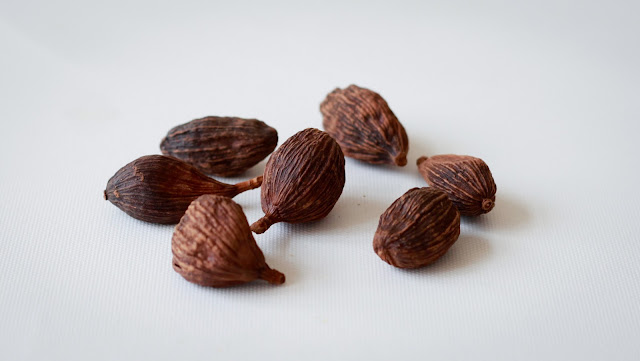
[250,216,274,234]
[374,244,397,268]
[103,190,108,200]
[394,153,408,167]
[260,268,285,285]
[416,156,428,167]
[159,136,169,152]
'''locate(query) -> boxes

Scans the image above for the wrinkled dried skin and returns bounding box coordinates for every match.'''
[320,84,408,166]
[374,187,460,269]
[172,195,284,287]
[417,154,496,216]
[161,116,278,177]
[250,128,345,234]
[104,155,262,224]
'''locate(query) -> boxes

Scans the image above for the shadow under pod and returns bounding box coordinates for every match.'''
[179,273,292,293]
[463,193,529,230]
[406,134,436,169]
[207,158,267,186]
[237,159,267,180]
[272,193,391,239]
[178,242,298,292]
[399,234,491,274]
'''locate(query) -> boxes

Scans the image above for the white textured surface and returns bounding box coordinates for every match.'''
[1,1,639,360]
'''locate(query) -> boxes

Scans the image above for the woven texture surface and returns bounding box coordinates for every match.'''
[1,1,639,360]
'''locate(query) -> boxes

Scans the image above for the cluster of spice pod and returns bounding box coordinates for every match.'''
[104,84,496,288]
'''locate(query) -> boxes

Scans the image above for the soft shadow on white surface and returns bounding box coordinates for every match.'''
[171,271,292,293]
[349,158,424,182]
[277,194,391,237]
[259,234,299,286]
[464,194,529,230]
[328,194,390,228]
[168,232,298,291]
[102,201,177,232]
[407,134,436,167]
[232,159,267,180]
[405,235,491,274]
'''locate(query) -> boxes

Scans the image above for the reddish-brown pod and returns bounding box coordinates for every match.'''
[250,128,346,234]
[417,154,496,216]
[374,188,460,269]
[172,195,285,287]
[320,84,409,166]
[160,116,278,177]
[104,155,262,224]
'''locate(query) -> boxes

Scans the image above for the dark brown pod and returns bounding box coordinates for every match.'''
[172,195,285,287]
[250,128,345,234]
[320,84,409,166]
[417,154,496,216]
[104,155,262,224]
[160,116,278,177]
[374,187,460,269]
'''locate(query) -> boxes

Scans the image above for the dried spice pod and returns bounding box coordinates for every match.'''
[417,154,496,216]
[104,155,262,224]
[172,195,285,287]
[160,116,278,177]
[320,84,409,166]
[250,128,345,234]
[374,187,460,269]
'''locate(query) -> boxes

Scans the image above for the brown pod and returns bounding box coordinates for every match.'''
[172,195,285,287]
[417,154,496,216]
[374,187,460,269]
[160,116,278,177]
[320,84,409,166]
[104,155,262,224]
[250,128,345,234]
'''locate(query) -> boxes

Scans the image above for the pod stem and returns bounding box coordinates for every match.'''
[250,216,274,234]
[260,267,285,285]
[482,198,495,213]
[416,156,428,166]
[234,175,263,192]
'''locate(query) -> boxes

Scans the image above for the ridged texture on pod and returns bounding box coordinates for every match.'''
[374,187,460,269]
[160,116,278,177]
[250,128,345,234]
[104,155,262,224]
[320,84,409,166]
[172,195,285,287]
[417,154,496,216]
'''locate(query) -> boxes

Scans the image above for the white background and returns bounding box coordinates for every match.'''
[1,1,639,360]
